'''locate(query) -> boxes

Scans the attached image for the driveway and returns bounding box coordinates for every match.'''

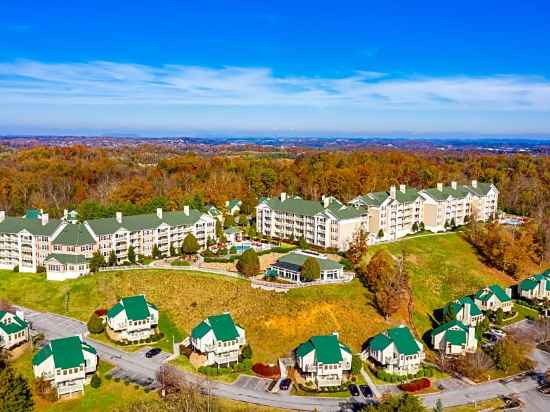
[234,375,272,392]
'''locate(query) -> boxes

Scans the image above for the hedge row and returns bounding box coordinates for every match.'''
[198,359,252,376]
[117,333,164,346]
[376,366,434,383]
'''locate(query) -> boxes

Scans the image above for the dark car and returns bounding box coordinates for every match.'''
[359,384,373,398]
[279,378,291,391]
[145,348,162,358]
[348,384,360,396]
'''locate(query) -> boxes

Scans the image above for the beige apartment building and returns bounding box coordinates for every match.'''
[255,193,368,251]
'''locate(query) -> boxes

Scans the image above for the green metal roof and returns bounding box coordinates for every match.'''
[224,226,241,235]
[106,302,124,319]
[421,185,471,201]
[191,321,211,339]
[519,278,539,291]
[107,295,152,321]
[32,336,88,369]
[0,311,28,335]
[464,182,495,197]
[444,329,467,346]
[24,208,42,219]
[371,326,421,356]
[475,284,511,303]
[0,216,62,236]
[45,253,88,265]
[52,223,95,245]
[191,313,240,342]
[261,195,362,221]
[368,333,392,351]
[274,252,343,272]
[430,320,467,337]
[296,334,347,364]
[227,200,241,210]
[444,296,483,318]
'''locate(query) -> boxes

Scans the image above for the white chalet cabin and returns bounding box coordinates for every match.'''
[295,333,352,388]
[364,325,425,375]
[474,284,513,313]
[0,310,30,350]
[518,270,550,301]
[431,320,478,356]
[32,335,97,397]
[190,313,246,366]
[106,295,159,342]
[443,296,485,327]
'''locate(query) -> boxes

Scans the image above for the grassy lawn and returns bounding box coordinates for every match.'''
[291,385,351,398]
[169,355,254,383]
[368,233,514,336]
[10,349,158,412]
[500,303,539,326]
[443,398,505,411]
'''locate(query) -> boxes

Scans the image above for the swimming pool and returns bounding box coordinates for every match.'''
[233,241,273,254]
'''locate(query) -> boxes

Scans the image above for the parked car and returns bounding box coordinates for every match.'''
[266,379,278,392]
[348,384,360,396]
[279,378,291,391]
[359,384,373,398]
[145,348,162,358]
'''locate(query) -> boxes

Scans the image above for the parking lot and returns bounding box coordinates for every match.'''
[233,375,272,392]
[108,367,159,390]
[21,308,87,340]
[135,347,173,365]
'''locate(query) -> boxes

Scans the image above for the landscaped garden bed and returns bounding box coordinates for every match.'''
[398,377,431,392]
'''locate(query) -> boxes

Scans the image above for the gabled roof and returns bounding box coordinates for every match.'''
[0,311,28,335]
[475,284,511,303]
[224,226,241,235]
[296,334,350,364]
[227,200,241,210]
[32,336,94,369]
[431,320,467,337]
[421,185,471,201]
[465,182,495,197]
[52,223,95,245]
[259,195,362,221]
[107,295,153,321]
[273,251,343,273]
[45,253,88,265]
[206,205,221,216]
[444,296,483,318]
[519,270,550,291]
[370,326,421,356]
[24,208,43,219]
[191,313,240,342]
[0,216,62,236]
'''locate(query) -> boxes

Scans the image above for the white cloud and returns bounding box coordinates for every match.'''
[1,59,549,112]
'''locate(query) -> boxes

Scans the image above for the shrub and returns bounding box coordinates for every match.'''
[13,265,19,273]
[90,373,101,388]
[87,313,105,334]
[114,377,120,382]
[105,374,112,380]
[124,380,130,386]
[241,344,253,360]
[36,265,46,273]
[398,378,431,392]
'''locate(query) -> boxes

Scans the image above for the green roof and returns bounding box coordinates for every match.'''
[296,334,348,364]
[0,216,62,236]
[444,329,467,346]
[465,182,495,197]
[519,278,539,291]
[421,184,471,201]
[224,226,241,235]
[227,200,241,210]
[206,205,221,216]
[52,224,95,245]
[0,311,28,335]
[45,253,88,265]
[24,208,42,219]
[191,313,240,342]
[444,296,483,318]
[273,252,343,272]
[32,336,89,369]
[107,295,153,321]
[475,284,511,303]
[260,195,363,221]
[431,320,467,337]
[85,208,204,235]
[370,326,421,356]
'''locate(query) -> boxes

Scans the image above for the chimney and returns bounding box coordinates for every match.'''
[0,211,4,222]
[471,179,478,188]
[467,326,476,349]
[390,185,396,199]
[156,208,163,219]
[184,205,190,216]
[41,213,49,226]
[332,331,339,338]
[400,184,406,193]
[116,211,122,224]
[323,196,330,208]
[451,181,457,190]
[280,192,287,202]
[15,310,25,321]
[63,209,68,219]
[437,183,443,191]
[463,302,471,324]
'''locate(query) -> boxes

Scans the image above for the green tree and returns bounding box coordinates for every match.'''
[87,313,105,334]
[420,222,425,231]
[377,228,384,239]
[127,245,136,264]
[347,226,369,265]
[351,354,362,374]
[224,214,235,229]
[301,257,320,281]
[215,219,224,238]
[475,317,490,339]
[152,244,162,259]
[90,373,101,389]
[182,234,200,255]
[298,236,308,249]
[108,249,117,266]
[0,355,34,412]
[247,225,257,239]
[412,222,419,232]
[238,215,248,226]
[169,243,176,257]
[236,249,260,277]
[89,250,106,272]
[362,393,426,412]
[495,308,504,325]
[241,344,253,360]
[450,217,456,229]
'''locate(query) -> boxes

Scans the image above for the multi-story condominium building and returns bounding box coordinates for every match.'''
[0,310,30,350]
[190,313,246,366]
[256,193,367,251]
[350,180,499,244]
[431,320,477,356]
[267,249,344,283]
[32,335,98,397]
[364,325,425,375]
[295,333,352,388]
[474,284,513,313]
[0,206,216,280]
[106,295,159,342]
[443,296,485,327]
[518,269,550,301]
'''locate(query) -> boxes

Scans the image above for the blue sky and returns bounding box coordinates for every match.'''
[1,1,550,137]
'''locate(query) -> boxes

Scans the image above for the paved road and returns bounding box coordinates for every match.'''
[20,306,364,411]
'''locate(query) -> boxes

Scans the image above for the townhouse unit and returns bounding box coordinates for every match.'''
[295,333,352,388]
[518,269,550,301]
[474,284,513,313]
[364,325,425,375]
[267,249,344,283]
[0,206,216,280]
[443,296,485,327]
[350,180,499,243]
[106,295,159,342]
[256,193,368,251]
[431,320,478,356]
[190,313,246,366]
[0,310,30,350]
[225,199,242,216]
[206,205,223,222]
[32,335,98,397]
[224,227,243,245]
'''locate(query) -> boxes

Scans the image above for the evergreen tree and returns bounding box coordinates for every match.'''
[241,344,253,360]
[152,244,161,259]
[298,236,308,249]
[215,219,223,239]
[377,228,384,239]
[169,243,176,257]
[420,222,425,231]
[127,245,136,264]
[238,215,248,226]
[412,222,419,232]
[247,225,257,239]
[236,249,260,277]
[108,249,117,266]
[450,217,456,229]
[301,257,320,281]
[0,356,34,412]
[351,354,362,374]
[224,214,235,229]
[89,250,106,272]
[87,313,105,334]
[182,234,200,255]
[90,373,101,389]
